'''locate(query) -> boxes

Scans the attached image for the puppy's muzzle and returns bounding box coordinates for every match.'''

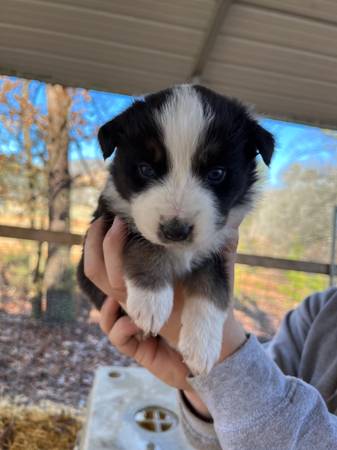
[159,218,193,242]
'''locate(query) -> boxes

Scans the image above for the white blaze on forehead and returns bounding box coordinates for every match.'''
[155,85,213,178]
[130,85,221,254]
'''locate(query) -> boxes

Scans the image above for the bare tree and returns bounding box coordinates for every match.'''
[0,78,48,316]
[1,76,107,321]
[42,84,75,321]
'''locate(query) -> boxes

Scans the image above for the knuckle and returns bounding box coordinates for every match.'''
[135,347,148,367]
[108,327,121,348]
[109,317,130,346]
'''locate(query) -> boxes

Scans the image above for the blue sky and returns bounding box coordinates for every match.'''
[81,89,337,187]
[1,77,336,187]
[260,118,337,186]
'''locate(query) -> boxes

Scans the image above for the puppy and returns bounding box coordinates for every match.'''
[77,84,274,375]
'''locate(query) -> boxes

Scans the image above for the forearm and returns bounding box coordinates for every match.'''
[186,334,337,450]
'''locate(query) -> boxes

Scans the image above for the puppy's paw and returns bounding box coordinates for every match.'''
[125,280,174,336]
[179,334,222,375]
[178,301,227,375]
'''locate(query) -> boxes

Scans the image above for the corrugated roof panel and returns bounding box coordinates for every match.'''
[0,24,193,78]
[205,62,337,106]
[211,36,337,85]
[208,2,337,127]
[242,0,337,25]
[220,4,337,58]
[1,0,204,57]
[1,0,337,127]
[43,0,215,30]
[207,81,337,127]
[0,47,181,94]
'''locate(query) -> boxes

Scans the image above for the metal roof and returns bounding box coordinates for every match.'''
[1,0,337,128]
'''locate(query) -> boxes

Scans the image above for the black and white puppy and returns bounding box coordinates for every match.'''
[78,84,274,375]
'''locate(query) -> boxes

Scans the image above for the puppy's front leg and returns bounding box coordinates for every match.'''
[124,236,173,336]
[178,255,230,375]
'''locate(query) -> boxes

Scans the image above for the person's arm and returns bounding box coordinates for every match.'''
[181,289,337,449]
[264,288,337,376]
[178,390,221,450]
[186,333,337,450]
[84,219,337,450]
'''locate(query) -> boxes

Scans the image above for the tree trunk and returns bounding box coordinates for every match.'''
[43,84,74,322]
[20,81,44,319]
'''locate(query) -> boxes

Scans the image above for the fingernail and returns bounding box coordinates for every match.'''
[113,216,124,227]
[111,216,127,237]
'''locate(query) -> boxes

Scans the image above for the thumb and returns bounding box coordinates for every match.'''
[102,217,128,303]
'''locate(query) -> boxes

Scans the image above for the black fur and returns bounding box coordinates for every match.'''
[77,195,115,309]
[183,254,229,309]
[77,85,274,316]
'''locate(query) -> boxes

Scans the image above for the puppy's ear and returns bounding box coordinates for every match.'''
[98,117,121,160]
[253,122,275,166]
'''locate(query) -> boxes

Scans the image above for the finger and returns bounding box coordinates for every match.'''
[102,217,128,301]
[99,296,121,335]
[84,218,112,295]
[109,316,189,385]
[108,315,191,390]
[226,207,246,229]
[108,315,164,369]
[108,315,143,359]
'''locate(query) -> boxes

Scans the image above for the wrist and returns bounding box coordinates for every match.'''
[218,309,247,363]
[182,389,212,421]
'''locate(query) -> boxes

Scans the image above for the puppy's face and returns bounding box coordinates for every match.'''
[100,85,274,252]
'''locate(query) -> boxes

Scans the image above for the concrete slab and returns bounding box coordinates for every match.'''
[79,366,195,450]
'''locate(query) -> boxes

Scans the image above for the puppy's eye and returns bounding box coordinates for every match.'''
[206,167,226,184]
[138,163,156,179]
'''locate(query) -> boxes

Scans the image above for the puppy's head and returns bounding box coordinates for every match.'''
[100,85,274,252]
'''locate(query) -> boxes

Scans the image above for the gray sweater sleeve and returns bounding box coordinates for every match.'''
[187,334,337,449]
[178,390,222,450]
[179,289,337,449]
[263,289,335,376]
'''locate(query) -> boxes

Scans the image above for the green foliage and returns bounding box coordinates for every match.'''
[235,263,328,311]
[240,163,337,263]
[281,271,327,303]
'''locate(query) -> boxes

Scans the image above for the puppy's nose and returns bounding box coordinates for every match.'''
[159,218,193,242]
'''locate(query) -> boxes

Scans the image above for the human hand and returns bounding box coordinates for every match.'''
[84,216,246,416]
[84,217,191,390]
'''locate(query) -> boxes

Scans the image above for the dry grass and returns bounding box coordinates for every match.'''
[0,400,83,450]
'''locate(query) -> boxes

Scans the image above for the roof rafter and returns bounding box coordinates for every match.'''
[189,0,234,82]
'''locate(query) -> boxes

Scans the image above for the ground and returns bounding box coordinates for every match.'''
[0,309,136,409]
[0,288,286,409]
